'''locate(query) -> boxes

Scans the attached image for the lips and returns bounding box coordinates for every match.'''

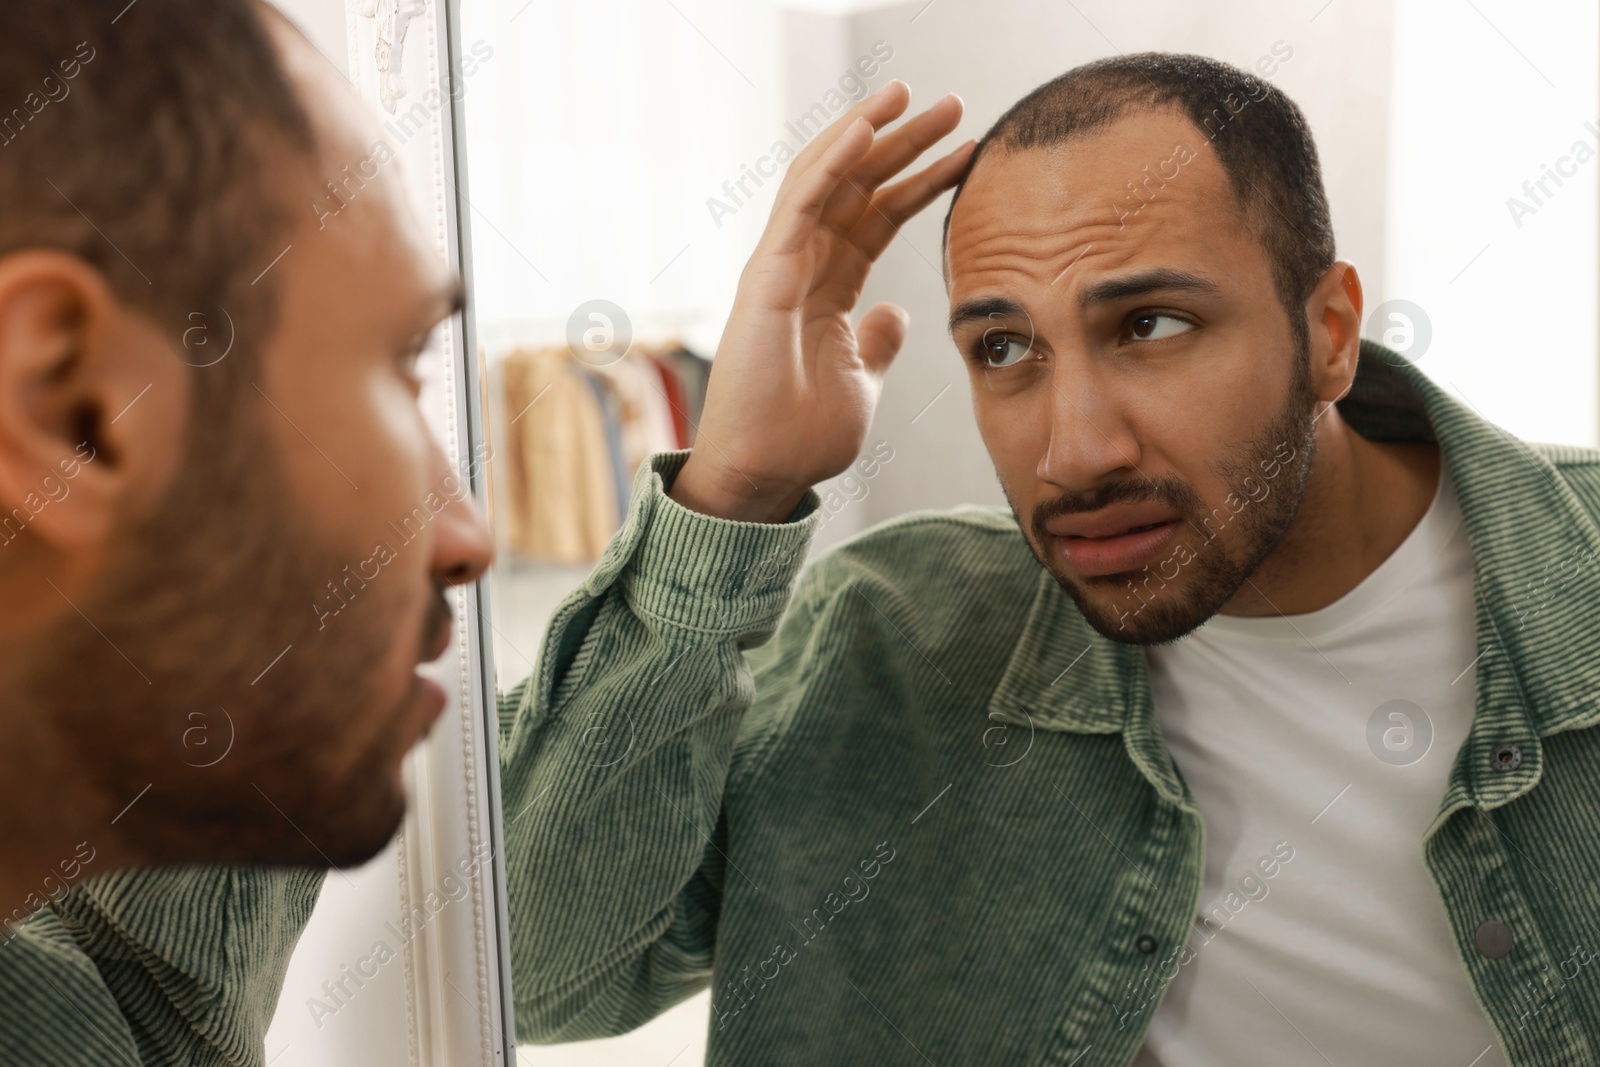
[405,603,456,737]
[1041,502,1187,579]
[420,597,455,664]
[1044,502,1184,540]
[422,624,451,664]
[1105,520,1165,536]
[417,675,448,723]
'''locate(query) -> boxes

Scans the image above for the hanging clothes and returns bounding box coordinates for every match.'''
[648,353,692,448]
[590,357,678,484]
[581,371,631,526]
[500,346,619,564]
[662,346,712,446]
[497,339,714,565]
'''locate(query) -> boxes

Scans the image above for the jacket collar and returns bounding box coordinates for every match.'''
[986,339,1600,810]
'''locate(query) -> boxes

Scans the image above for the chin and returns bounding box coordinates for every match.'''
[281,770,411,869]
[132,767,410,870]
[290,674,438,867]
[1054,570,1214,647]
[311,731,419,867]
[318,791,409,868]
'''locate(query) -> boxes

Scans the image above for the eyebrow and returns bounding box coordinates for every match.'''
[1075,268,1223,309]
[947,268,1224,335]
[947,296,1029,335]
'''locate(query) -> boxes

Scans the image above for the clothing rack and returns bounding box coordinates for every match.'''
[494,338,712,565]
[475,310,711,359]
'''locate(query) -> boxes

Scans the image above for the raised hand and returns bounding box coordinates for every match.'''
[670,80,972,522]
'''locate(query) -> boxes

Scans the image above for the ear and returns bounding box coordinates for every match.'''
[1306,259,1363,405]
[0,251,189,558]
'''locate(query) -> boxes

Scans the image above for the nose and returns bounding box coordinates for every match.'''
[1037,356,1142,491]
[429,447,494,589]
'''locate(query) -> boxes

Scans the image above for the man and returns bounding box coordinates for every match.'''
[501,56,1600,1065]
[0,1,490,1062]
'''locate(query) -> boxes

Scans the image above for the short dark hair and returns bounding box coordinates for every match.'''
[0,0,316,393]
[943,52,1335,345]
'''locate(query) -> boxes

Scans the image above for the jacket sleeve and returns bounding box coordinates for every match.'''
[500,449,823,1043]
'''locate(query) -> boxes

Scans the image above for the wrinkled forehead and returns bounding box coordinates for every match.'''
[943,112,1267,315]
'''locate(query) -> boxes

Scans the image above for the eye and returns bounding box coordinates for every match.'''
[975,331,1033,368]
[1126,313,1193,342]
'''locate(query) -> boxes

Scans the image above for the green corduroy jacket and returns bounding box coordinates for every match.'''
[7,338,1600,1066]
[499,338,1600,1066]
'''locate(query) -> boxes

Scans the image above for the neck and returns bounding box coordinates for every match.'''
[1220,406,1441,617]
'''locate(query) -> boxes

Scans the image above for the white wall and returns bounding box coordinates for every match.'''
[460,0,786,356]
[271,0,349,79]
[1385,0,1599,446]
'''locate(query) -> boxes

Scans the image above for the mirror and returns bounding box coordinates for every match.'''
[450,1,1599,1064]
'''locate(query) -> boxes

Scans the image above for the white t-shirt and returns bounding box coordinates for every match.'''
[1132,456,1508,1066]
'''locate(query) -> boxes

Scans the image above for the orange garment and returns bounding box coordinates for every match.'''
[500,347,618,563]
[649,355,692,448]
[590,357,679,481]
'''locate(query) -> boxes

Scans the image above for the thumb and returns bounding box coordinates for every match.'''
[856,302,910,376]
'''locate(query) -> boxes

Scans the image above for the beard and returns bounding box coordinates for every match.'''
[19,395,448,869]
[1010,336,1320,646]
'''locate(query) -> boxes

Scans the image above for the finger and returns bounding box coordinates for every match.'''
[761,115,876,257]
[849,139,978,262]
[819,93,964,233]
[856,302,910,376]
[779,79,911,189]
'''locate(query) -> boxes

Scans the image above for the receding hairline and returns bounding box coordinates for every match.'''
[945,101,1252,236]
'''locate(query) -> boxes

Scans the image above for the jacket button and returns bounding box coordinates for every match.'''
[1490,744,1523,773]
[1135,933,1158,954]
[1474,920,1514,958]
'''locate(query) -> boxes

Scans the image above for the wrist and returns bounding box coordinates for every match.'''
[668,456,808,523]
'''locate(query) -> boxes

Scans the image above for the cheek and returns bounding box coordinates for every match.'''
[310,373,440,659]
[971,378,1049,489]
[1126,360,1268,501]
[261,354,434,551]
[365,649,418,711]
[1136,408,1209,473]
[355,375,437,534]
